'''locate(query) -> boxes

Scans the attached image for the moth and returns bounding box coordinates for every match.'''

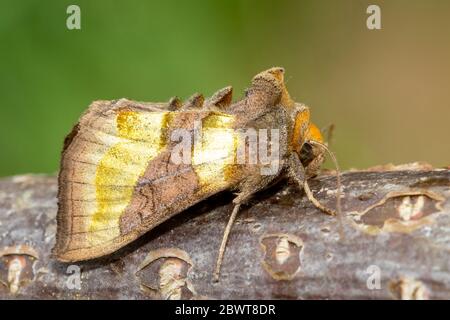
[53,67,341,280]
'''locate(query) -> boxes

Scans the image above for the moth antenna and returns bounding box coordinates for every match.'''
[308,140,344,240]
[213,203,241,282]
[321,123,335,147]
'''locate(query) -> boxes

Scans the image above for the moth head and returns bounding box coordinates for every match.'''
[291,103,325,167]
[251,67,294,108]
[290,105,343,235]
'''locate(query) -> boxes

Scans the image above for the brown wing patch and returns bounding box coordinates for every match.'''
[119,111,239,239]
[119,151,200,235]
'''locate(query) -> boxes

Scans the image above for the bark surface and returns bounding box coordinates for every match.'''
[0,164,449,299]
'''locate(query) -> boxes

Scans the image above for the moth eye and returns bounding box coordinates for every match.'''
[299,142,314,166]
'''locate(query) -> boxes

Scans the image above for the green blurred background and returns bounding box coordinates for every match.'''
[1,0,449,177]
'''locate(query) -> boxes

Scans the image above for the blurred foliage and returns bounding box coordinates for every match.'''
[0,0,449,177]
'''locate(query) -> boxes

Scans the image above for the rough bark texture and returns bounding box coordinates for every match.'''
[0,164,449,299]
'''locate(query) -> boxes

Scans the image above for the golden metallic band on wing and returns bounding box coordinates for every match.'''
[89,110,172,245]
[192,112,237,193]
[89,110,238,245]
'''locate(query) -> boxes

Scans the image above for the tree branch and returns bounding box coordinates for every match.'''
[0,164,449,299]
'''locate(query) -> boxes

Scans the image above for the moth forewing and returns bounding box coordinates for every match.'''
[53,68,340,278]
[54,100,242,261]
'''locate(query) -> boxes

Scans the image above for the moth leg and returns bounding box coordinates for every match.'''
[304,150,325,180]
[288,153,336,216]
[213,176,273,282]
[303,179,336,216]
[213,202,241,282]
